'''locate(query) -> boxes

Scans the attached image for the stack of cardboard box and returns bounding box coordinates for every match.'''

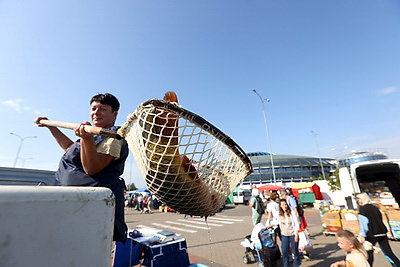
[386,210,400,239]
[340,210,360,234]
[320,207,400,239]
[321,211,342,233]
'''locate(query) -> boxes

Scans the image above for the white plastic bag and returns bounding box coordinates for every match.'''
[298,230,313,252]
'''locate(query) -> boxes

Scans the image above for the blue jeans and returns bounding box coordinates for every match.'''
[281,235,300,267]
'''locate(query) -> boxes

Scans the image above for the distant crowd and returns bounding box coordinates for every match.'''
[125,193,160,214]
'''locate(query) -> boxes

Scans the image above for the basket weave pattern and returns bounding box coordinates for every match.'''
[119,101,250,216]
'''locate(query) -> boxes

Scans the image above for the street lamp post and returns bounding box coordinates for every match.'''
[252,89,277,184]
[311,130,326,179]
[10,133,37,168]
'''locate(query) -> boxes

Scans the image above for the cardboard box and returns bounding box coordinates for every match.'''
[322,212,342,227]
[386,211,400,222]
[389,221,400,230]
[341,212,358,221]
[381,198,397,206]
[341,219,360,234]
[322,212,343,232]
[323,212,341,220]
[381,211,394,238]
[322,218,342,227]
[388,220,400,240]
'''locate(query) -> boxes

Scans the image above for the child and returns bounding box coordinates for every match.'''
[330,230,370,267]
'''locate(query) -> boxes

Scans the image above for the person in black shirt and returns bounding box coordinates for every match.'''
[357,192,400,267]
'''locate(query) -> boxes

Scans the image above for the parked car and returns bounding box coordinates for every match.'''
[233,189,251,205]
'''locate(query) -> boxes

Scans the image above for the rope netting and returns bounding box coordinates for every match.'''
[118,99,252,216]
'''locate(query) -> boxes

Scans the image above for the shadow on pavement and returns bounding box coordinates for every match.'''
[188,237,245,249]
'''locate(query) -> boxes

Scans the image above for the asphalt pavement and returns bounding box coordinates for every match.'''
[124,204,400,267]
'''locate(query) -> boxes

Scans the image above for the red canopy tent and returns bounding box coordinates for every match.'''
[257,184,284,191]
[289,182,323,200]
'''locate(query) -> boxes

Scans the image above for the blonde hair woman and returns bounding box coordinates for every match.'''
[356,192,400,266]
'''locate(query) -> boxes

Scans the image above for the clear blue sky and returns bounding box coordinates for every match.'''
[1,0,400,188]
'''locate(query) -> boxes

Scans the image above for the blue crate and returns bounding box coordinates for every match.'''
[143,238,190,267]
[114,237,190,267]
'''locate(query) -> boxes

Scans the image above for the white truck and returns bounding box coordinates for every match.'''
[339,159,400,209]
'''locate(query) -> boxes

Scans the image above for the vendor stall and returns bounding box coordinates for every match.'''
[290,182,323,202]
[257,184,284,191]
[318,202,399,239]
[298,192,316,205]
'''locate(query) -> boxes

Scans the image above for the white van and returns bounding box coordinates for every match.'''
[232,190,251,205]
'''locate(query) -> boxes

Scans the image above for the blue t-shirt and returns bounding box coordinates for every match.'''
[286,196,298,211]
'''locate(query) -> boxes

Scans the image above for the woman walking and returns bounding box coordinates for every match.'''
[357,192,400,266]
[278,199,300,267]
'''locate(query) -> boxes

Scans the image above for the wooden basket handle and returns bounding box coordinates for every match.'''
[39,119,122,139]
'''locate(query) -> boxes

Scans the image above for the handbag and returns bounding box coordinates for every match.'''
[298,230,313,252]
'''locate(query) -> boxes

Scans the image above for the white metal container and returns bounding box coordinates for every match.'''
[0,186,115,267]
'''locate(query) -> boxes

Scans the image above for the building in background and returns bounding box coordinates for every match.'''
[244,152,334,185]
[244,150,389,187]
[337,150,388,168]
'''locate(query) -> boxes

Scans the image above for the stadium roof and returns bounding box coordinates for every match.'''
[247,152,334,166]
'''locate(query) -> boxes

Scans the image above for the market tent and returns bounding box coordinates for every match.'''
[257,184,284,191]
[232,187,244,192]
[290,182,323,200]
[226,192,234,204]
[135,187,151,194]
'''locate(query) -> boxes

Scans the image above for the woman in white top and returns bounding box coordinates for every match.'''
[278,199,300,267]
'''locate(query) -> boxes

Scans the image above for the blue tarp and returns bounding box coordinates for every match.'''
[136,187,150,193]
